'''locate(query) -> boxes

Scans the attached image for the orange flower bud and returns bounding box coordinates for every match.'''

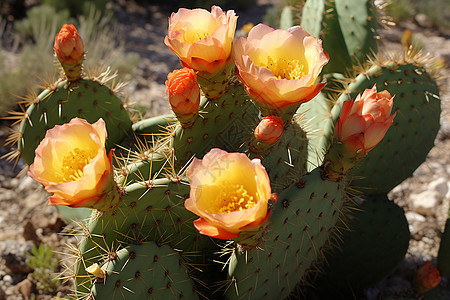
[165,67,200,125]
[234,24,329,113]
[28,118,120,211]
[254,116,284,145]
[415,262,441,293]
[164,6,237,76]
[54,24,84,65]
[185,149,272,240]
[335,85,396,154]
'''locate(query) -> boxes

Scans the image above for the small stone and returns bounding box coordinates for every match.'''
[405,210,426,225]
[428,177,449,196]
[16,278,35,299]
[410,190,441,216]
[415,13,432,28]
[2,275,13,284]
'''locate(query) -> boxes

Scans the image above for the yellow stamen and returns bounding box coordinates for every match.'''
[56,148,96,182]
[209,182,259,214]
[258,56,305,80]
[186,31,210,44]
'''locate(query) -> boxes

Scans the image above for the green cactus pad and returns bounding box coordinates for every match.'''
[437,214,450,276]
[171,83,260,169]
[18,79,132,165]
[259,121,309,192]
[334,0,378,64]
[91,242,198,299]
[300,0,325,38]
[226,167,345,299]
[76,177,214,294]
[132,114,175,135]
[312,194,410,297]
[301,0,378,74]
[335,62,441,194]
[297,92,334,172]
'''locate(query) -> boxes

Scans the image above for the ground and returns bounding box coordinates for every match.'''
[0,0,449,299]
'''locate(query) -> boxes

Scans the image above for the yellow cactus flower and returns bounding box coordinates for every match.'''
[28,118,119,211]
[164,6,237,76]
[234,24,329,112]
[185,148,273,239]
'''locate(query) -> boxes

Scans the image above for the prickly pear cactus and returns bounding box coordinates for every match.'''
[18,78,132,165]
[336,61,441,194]
[6,1,442,299]
[312,194,410,298]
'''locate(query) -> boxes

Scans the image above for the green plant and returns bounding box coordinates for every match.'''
[26,243,60,293]
[7,1,441,299]
[0,4,138,117]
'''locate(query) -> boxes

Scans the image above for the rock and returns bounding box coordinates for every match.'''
[428,177,449,197]
[405,211,427,232]
[410,190,442,216]
[0,240,34,274]
[16,278,35,300]
[415,13,433,28]
[22,221,40,247]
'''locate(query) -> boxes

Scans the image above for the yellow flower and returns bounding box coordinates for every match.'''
[185,149,272,239]
[164,6,237,76]
[28,118,118,211]
[234,24,329,112]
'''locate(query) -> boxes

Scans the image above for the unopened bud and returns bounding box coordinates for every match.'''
[166,67,200,127]
[254,116,284,145]
[54,24,84,81]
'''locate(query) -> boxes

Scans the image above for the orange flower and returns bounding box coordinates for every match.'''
[28,118,119,211]
[335,85,396,154]
[234,24,329,112]
[165,67,200,125]
[254,116,284,145]
[185,149,272,239]
[415,262,441,293]
[164,6,237,76]
[54,24,84,64]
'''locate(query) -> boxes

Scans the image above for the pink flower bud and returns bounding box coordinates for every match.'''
[415,262,441,293]
[254,116,284,145]
[54,24,84,64]
[166,68,201,124]
[335,85,396,154]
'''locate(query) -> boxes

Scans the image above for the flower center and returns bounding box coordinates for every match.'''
[186,31,210,44]
[56,148,96,182]
[211,183,259,214]
[259,56,305,80]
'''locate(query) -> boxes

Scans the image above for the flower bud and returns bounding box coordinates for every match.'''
[335,85,396,154]
[322,85,396,181]
[166,68,200,127]
[54,24,84,81]
[415,262,441,293]
[254,116,284,145]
